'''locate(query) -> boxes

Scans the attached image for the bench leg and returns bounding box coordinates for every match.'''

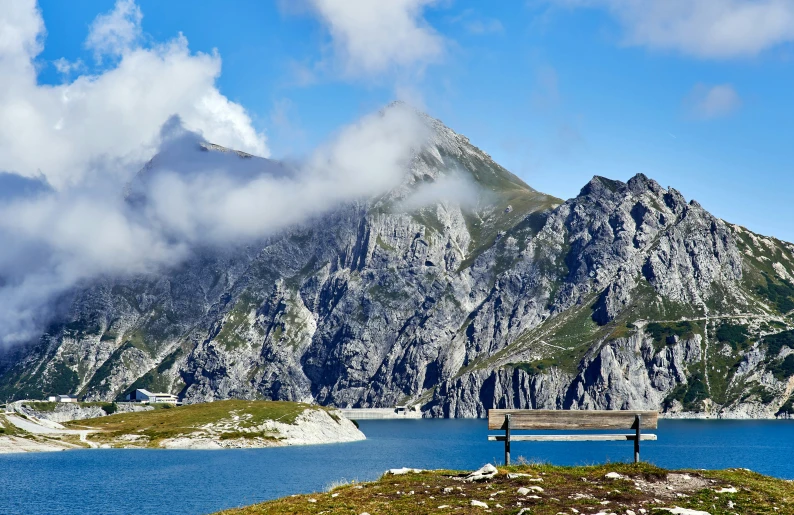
[634,414,641,463]
[504,414,511,466]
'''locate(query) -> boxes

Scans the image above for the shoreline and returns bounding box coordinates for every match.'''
[0,401,364,454]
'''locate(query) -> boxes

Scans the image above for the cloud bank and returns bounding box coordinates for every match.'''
[0,0,267,189]
[0,102,427,346]
[0,1,434,346]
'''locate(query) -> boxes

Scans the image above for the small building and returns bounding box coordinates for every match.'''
[47,394,78,403]
[125,389,178,404]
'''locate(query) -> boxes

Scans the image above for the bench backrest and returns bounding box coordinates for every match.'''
[488,409,658,430]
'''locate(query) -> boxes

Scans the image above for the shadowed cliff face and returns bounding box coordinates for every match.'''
[2,110,794,419]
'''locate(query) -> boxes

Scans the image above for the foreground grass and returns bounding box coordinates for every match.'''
[65,400,318,447]
[216,462,794,515]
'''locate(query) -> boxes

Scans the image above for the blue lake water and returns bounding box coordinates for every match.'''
[0,419,792,515]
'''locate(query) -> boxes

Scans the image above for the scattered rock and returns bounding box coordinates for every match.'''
[464,464,498,482]
[517,487,531,496]
[656,508,711,515]
[470,499,489,508]
[605,472,625,479]
[387,467,425,475]
[714,486,737,494]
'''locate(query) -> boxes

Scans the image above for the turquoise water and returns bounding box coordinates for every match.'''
[0,419,791,515]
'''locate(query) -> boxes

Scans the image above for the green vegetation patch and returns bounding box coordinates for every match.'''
[777,395,794,417]
[46,362,79,397]
[216,293,263,350]
[508,358,559,376]
[759,330,794,381]
[214,463,794,515]
[663,372,708,412]
[755,272,794,314]
[764,330,794,357]
[645,321,698,353]
[715,323,750,351]
[66,400,317,447]
[768,354,794,381]
[120,348,184,400]
[742,384,776,404]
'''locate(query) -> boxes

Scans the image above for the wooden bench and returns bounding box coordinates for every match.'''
[487,409,658,465]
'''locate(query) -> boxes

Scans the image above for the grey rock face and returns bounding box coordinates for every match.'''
[2,109,793,419]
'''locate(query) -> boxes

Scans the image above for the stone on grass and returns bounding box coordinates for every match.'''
[656,508,711,515]
[464,464,498,482]
[470,499,489,508]
[387,467,425,475]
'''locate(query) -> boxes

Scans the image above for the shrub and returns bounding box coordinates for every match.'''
[755,273,794,314]
[716,323,749,350]
[776,396,794,417]
[101,403,117,415]
[663,372,708,412]
[768,355,794,381]
[764,330,794,357]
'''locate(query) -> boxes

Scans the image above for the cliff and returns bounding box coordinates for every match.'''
[1,106,793,418]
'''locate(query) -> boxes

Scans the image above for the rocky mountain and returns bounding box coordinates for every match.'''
[2,106,793,418]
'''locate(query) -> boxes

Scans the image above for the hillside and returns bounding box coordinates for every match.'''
[65,400,363,449]
[215,462,794,515]
[1,105,793,418]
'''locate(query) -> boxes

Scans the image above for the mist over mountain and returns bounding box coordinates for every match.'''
[1,105,793,419]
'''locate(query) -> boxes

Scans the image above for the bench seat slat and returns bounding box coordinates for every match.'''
[488,409,658,430]
[487,433,657,442]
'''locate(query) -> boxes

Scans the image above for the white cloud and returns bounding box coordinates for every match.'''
[142,105,427,244]
[0,1,447,348]
[551,0,794,58]
[85,0,142,60]
[0,101,428,345]
[305,0,445,77]
[52,57,85,76]
[0,0,267,189]
[398,173,483,212]
[686,83,741,119]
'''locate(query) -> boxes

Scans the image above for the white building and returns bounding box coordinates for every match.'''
[125,389,178,404]
[47,394,78,403]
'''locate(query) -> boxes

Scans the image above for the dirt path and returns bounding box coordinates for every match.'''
[4,414,99,447]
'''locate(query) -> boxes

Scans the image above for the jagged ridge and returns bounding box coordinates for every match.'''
[1,109,793,420]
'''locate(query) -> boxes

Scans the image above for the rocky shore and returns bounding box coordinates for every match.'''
[0,400,364,453]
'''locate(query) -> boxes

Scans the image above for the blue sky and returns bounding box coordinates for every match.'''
[22,0,794,240]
